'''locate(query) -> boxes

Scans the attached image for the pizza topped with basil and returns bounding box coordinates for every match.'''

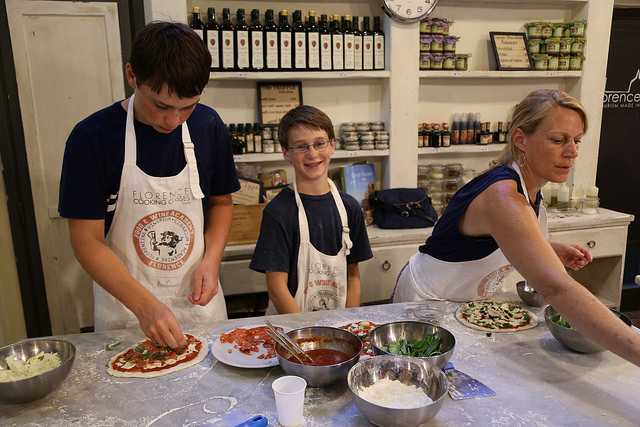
[456,301,538,332]
[338,320,378,356]
[107,334,207,378]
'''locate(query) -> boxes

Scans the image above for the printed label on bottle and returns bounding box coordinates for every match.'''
[294,32,307,69]
[353,35,363,70]
[363,35,374,70]
[280,32,292,69]
[320,34,332,70]
[344,34,355,70]
[332,34,344,70]
[222,30,235,69]
[194,29,204,41]
[266,32,278,69]
[374,34,385,70]
[236,30,249,69]
[308,33,320,69]
[251,32,264,69]
[207,31,220,68]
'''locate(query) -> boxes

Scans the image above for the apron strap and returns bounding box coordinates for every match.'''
[181,122,205,199]
[124,95,137,167]
[293,181,310,243]
[328,179,352,256]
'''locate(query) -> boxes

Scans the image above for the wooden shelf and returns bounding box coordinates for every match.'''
[419,71,582,79]
[234,149,389,163]
[211,71,391,81]
[418,145,505,155]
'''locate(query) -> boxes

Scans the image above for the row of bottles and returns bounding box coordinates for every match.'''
[190,7,385,72]
[418,114,510,148]
[228,123,282,155]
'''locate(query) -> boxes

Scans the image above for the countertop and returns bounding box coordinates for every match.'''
[2,297,638,427]
[223,208,634,259]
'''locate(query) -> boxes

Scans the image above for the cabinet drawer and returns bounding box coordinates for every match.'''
[550,226,627,259]
[359,244,418,303]
[220,259,266,296]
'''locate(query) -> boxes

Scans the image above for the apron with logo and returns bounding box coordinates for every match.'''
[395,162,547,302]
[93,95,227,331]
[266,179,353,314]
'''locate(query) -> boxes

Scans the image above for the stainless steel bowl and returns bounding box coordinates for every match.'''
[545,305,632,354]
[516,281,545,307]
[348,355,448,427]
[0,339,76,404]
[275,326,362,387]
[369,321,455,370]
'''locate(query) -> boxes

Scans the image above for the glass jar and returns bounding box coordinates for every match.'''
[430,35,444,53]
[559,37,572,54]
[569,54,584,71]
[262,139,275,153]
[558,54,570,71]
[370,121,385,131]
[571,20,587,37]
[552,23,566,38]
[427,164,446,179]
[581,196,599,214]
[541,23,554,39]
[440,19,451,36]
[356,122,370,132]
[420,53,432,70]
[431,18,446,35]
[525,22,542,38]
[571,38,585,54]
[420,18,432,34]
[455,54,470,71]
[430,190,445,204]
[420,34,432,52]
[426,179,445,194]
[430,54,444,70]
[445,163,463,178]
[262,126,273,140]
[545,38,561,54]
[527,38,543,54]
[548,54,559,71]
[445,179,460,192]
[532,54,549,71]
[443,54,456,70]
[443,36,459,53]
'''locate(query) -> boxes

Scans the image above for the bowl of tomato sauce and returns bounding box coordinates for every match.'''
[275,326,362,387]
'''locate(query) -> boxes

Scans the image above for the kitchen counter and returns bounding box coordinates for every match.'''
[2,298,638,426]
[223,208,634,259]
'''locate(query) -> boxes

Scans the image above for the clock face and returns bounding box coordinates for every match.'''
[381,0,439,23]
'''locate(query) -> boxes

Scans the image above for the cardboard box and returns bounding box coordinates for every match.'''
[228,204,266,245]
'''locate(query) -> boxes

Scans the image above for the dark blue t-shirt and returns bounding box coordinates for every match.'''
[420,165,542,262]
[249,187,373,296]
[58,101,240,235]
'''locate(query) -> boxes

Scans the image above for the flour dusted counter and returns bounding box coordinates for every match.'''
[221,208,634,306]
[2,301,639,426]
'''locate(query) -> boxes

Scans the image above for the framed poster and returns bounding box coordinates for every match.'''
[232,177,262,205]
[257,81,303,125]
[489,32,532,71]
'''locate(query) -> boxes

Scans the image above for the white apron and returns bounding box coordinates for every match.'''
[94,95,227,331]
[266,180,353,314]
[394,162,547,303]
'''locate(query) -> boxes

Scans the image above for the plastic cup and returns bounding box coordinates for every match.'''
[272,375,307,426]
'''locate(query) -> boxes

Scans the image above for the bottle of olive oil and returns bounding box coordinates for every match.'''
[205,8,220,71]
[319,14,332,71]
[306,11,320,71]
[221,8,235,70]
[278,10,293,70]
[331,15,344,70]
[264,10,279,71]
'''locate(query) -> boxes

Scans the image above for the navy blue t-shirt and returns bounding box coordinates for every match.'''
[420,165,542,262]
[249,187,373,296]
[58,101,240,235]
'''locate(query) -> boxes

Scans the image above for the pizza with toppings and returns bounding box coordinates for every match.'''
[456,301,538,332]
[219,326,279,360]
[107,334,207,378]
[337,321,378,356]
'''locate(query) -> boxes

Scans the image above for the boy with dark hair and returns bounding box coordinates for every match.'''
[250,106,372,314]
[59,22,239,348]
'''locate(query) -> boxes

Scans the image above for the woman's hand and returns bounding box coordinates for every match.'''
[550,242,593,270]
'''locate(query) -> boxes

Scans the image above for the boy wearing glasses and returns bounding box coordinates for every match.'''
[250,106,373,314]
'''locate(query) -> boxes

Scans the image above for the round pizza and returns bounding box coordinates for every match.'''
[456,301,538,333]
[337,320,378,356]
[219,326,279,360]
[107,334,208,378]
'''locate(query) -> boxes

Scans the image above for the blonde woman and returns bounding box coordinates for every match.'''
[394,89,640,366]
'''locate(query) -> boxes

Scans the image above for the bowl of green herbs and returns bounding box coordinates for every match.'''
[370,321,455,370]
[545,305,632,354]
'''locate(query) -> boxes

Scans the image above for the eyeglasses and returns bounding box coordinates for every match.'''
[288,140,332,154]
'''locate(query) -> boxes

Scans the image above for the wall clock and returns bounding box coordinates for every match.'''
[380,0,439,23]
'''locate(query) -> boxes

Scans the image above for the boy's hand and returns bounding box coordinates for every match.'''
[190,258,220,306]
[135,299,186,349]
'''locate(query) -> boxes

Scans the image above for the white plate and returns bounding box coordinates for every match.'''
[211,324,286,369]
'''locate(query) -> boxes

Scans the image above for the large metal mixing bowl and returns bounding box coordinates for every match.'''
[348,355,448,427]
[275,326,362,387]
[369,321,455,370]
[0,339,76,404]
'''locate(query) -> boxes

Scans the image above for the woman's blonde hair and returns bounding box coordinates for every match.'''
[495,89,588,165]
